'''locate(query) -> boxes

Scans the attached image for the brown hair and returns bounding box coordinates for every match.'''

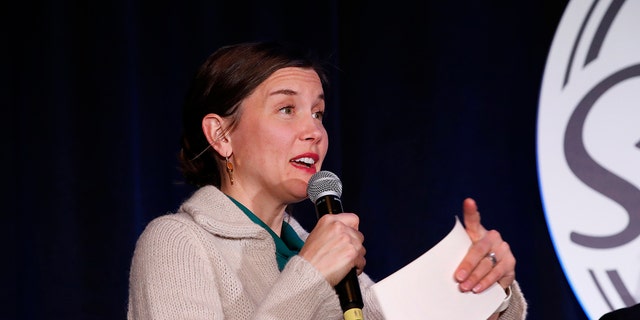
[178,41,329,187]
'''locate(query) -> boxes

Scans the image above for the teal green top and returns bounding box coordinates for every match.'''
[227,196,305,271]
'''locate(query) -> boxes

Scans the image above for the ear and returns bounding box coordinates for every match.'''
[202,113,232,157]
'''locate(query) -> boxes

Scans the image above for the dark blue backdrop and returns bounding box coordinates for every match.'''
[7,1,588,319]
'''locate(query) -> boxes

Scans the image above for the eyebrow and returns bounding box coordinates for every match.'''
[269,89,324,100]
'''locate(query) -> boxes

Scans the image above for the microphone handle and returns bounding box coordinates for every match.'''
[315,194,365,320]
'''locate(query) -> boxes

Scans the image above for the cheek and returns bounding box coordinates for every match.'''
[257,127,294,155]
[318,133,330,164]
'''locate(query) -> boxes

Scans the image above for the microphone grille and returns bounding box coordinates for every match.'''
[307,171,343,202]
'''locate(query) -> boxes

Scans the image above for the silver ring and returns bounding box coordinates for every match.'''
[486,252,497,267]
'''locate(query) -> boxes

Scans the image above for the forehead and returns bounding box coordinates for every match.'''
[258,67,323,91]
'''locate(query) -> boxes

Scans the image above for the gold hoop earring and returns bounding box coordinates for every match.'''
[225,156,234,185]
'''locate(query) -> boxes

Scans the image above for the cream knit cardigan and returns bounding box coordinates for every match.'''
[128,186,527,319]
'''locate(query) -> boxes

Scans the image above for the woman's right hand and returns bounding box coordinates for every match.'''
[298,212,366,286]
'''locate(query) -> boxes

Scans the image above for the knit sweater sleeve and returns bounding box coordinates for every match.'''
[256,255,345,319]
[257,255,385,320]
[497,280,528,320]
[127,216,225,320]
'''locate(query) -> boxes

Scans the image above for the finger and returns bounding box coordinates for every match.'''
[463,198,487,241]
[331,212,360,230]
[459,240,517,293]
[471,260,504,293]
[355,254,367,275]
[326,214,364,244]
[455,232,493,282]
[319,215,364,252]
[458,252,497,292]
[313,238,366,281]
[299,228,366,286]
[472,247,516,293]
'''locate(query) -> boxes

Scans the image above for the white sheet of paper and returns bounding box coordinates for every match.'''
[371,217,506,319]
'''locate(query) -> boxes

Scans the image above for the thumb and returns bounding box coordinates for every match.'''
[463,198,487,241]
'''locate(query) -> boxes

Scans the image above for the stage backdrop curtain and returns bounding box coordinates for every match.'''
[6,1,585,319]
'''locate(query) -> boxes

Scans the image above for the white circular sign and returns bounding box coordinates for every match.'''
[538,0,640,318]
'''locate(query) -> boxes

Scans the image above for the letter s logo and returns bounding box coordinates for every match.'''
[564,64,640,249]
[537,0,640,318]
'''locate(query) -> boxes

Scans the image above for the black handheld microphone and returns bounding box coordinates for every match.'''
[307,171,365,320]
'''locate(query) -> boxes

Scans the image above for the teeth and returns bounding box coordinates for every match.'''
[293,157,315,165]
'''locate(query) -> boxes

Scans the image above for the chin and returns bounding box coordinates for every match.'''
[286,180,310,203]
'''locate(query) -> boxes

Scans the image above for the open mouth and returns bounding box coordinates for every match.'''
[290,157,315,168]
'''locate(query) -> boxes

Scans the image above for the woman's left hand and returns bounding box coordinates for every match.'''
[454,198,516,293]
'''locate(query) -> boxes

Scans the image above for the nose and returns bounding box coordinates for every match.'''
[301,115,325,142]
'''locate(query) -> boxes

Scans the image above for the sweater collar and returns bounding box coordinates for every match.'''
[178,185,267,239]
[226,195,305,270]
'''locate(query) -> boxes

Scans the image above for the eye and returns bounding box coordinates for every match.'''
[279,106,294,115]
[312,110,324,120]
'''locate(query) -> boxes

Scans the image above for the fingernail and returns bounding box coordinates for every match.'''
[472,284,482,293]
[455,270,467,281]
